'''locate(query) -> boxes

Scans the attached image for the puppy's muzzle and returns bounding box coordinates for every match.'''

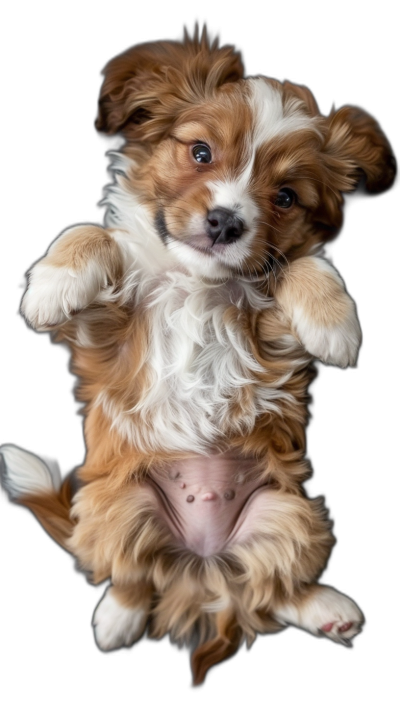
[206,208,244,245]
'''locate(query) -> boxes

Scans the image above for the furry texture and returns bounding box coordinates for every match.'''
[1,28,395,684]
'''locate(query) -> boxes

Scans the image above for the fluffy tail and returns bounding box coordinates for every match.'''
[191,610,243,685]
[0,444,74,550]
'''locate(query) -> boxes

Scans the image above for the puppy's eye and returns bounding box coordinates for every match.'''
[192,144,212,164]
[274,188,297,208]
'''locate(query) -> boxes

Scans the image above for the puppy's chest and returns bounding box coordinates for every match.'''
[106,276,287,452]
[145,282,257,403]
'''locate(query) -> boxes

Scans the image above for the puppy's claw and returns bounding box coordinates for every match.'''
[338,621,353,633]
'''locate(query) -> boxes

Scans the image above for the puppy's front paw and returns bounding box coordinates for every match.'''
[93,587,148,651]
[293,298,361,368]
[22,261,104,331]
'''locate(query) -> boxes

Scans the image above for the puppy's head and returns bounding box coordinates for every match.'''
[96,28,396,280]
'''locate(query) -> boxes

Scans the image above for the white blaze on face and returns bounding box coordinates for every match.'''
[205,79,318,268]
[248,78,316,146]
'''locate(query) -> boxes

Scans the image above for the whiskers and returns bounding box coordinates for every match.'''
[238,254,272,289]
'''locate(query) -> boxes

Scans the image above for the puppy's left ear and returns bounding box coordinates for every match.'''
[95,29,244,140]
[324,105,396,194]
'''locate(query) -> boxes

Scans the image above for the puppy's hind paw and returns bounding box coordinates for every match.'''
[312,587,364,645]
[92,586,148,651]
[318,617,362,646]
[273,584,364,645]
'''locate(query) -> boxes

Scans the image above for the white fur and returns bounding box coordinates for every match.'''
[93,587,147,651]
[166,239,233,279]
[248,78,320,147]
[22,231,111,330]
[273,585,363,644]
[0,444,60,498]
[104,153,174,276]
[293,307,361,368]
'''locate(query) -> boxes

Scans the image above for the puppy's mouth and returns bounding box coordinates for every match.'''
[181,235,234,256]
[155,209,246,261]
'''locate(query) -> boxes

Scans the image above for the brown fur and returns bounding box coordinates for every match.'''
[275,257,353,328]
[17,476,75,550]
[8,29,396,683]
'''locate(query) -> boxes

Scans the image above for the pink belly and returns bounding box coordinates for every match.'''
[149,453,269,557]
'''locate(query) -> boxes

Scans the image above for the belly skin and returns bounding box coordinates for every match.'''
[149,452,270,557]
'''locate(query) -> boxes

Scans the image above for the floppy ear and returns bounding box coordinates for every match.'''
[324,105,396,194]
[95,27,244,141]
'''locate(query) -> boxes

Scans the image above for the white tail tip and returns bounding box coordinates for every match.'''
[0,444,60,499]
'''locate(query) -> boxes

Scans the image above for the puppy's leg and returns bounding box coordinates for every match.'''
[272,583,364,645]
[22,225,128,330]
[93,581,153,651]
[275,256,361,367]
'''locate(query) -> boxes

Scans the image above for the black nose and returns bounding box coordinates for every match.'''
[206,208,244,245]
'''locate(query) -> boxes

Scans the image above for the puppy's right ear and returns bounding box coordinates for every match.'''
[323,105,396,195]
[95,28,244,140]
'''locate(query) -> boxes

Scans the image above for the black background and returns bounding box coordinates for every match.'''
[1,8,399,710]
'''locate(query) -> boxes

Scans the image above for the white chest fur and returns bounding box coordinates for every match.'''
[99,269,293,453]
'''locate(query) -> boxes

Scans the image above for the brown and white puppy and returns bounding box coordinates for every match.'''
[0,29,396,684]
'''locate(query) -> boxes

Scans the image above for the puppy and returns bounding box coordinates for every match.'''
[0,29,396,684]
